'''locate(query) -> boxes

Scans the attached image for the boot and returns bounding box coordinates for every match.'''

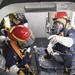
[62,67,71,75]
[44,54,53,60]
[44,49,53,60]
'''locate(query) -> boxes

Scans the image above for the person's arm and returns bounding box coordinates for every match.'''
[48,35,73,47]
[20,52,30,66]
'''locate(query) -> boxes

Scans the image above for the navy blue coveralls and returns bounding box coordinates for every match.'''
[2,40,31,75]
[53,27,75,74]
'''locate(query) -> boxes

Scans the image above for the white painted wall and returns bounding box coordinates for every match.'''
[25,12,48,38]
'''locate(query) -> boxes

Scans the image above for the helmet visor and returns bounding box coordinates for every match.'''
[17,30,35,49]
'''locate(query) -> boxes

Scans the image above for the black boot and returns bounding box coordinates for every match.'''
[43,54,53,60]
[44,49,53,60]
[62,67,71,75]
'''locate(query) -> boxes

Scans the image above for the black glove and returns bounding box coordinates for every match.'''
[44,49,52,59]
[45,49,49,55]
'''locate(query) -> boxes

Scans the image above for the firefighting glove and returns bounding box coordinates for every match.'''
[48,35,73,47]
[9,65,19,74]
[47,43,53,55]
[28,66,34,73]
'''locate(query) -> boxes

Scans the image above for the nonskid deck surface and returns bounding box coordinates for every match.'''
[34,47,75,75]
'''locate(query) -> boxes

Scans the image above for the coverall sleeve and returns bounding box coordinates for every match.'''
[20,52,31,66]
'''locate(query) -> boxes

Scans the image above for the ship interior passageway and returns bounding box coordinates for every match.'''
[0,1,75,75]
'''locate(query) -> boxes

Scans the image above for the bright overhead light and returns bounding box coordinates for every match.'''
[24,2,56,12]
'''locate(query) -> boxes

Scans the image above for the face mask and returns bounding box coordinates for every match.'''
[52,21,64,34]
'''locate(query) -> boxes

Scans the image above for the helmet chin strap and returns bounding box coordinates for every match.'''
[16,41,23,49]
[64,19,68,28]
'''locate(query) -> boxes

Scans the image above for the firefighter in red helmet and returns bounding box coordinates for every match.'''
[1,25,35,75]
[45,12,75,75]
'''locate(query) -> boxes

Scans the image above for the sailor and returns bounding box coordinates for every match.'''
[45,12,75,75]
[0,13,28,36]
[0,25,35,75]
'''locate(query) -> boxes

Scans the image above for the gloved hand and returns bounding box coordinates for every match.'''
[9,65,19,74]
[28,66,34,73]
[47,43,53,54]
[48,35,73,47]
[25,64,34,73]
[48,35,59,46]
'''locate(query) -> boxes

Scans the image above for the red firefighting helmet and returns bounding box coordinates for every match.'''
[53,12,70,22]
[8,25,31,42]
